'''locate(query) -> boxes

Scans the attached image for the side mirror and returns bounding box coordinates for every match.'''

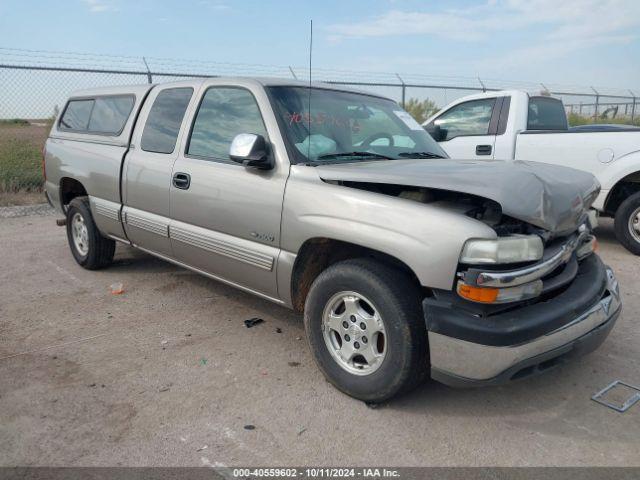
[424,123,444,141]
[229,133,273,170]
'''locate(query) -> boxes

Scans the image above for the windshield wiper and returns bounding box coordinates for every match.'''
[316,151,395,161]
[397,151,446,159]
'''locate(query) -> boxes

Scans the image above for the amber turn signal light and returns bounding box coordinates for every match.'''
[457,283,499,303]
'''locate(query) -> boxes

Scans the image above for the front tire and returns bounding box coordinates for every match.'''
[614,191,640,255]
[66,196,115,269]
[304,258,428,403]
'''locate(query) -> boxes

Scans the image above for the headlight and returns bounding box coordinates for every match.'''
[460,235,543,264]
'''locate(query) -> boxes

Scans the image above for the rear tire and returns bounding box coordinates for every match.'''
[304,258,428,403]
[614,191,640,256]
[66,196,115,269]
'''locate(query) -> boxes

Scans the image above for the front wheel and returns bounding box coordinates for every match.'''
[66,196,115,269]
[614,191,640,255]
[304,258,428,403]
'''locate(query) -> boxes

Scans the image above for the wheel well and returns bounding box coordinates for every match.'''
[605,172,640,215]
[290,238,423,313]
[60,177,88,209]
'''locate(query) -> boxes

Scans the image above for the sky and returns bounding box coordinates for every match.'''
[1,0,639,92]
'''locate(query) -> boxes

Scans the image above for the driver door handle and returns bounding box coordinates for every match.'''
[172,172,191,190]
[476,144,492,156]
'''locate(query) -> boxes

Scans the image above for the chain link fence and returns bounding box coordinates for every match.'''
[1,47,638,122]
[1,48,639,196]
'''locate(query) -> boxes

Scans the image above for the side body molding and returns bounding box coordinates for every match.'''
[169,222,275,271]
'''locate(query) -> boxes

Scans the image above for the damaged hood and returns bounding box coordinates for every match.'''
[316,158,600,233]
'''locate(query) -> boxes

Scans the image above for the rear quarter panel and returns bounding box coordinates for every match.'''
[515,131,639,180]
[515,131,640,211]
[44,138,128,238]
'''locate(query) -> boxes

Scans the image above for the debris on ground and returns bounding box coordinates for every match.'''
[592,380,640,413]
[160,340,169,347]
[275,327,282,333]
[288,362,301,367]
[196,445,208,452]
[298,427,307,436]
[243,424,256,430]
[244,318,264,328]
[158,384,172,393]
[110,282,125,295]
[199,358,208,366]
[88,383,96,388]
[295,336,302,341]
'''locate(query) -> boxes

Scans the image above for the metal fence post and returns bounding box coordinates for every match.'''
[477,76,486,93]
[395,74,406,108]
[630,91,637,122]
[288,66,298,80]
[142,57,153,84]
[591,87,599,120]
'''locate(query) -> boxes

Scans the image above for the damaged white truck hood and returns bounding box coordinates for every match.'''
[316,158,600,234]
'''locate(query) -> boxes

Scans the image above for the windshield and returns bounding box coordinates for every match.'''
[267,86,447,164]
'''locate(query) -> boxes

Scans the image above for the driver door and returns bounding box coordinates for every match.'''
[426,98,497,159]
[169,83,288,299]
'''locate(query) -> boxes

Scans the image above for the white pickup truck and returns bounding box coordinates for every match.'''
[423,90,640,254]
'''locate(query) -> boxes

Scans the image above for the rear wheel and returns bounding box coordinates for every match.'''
[66,196,115,269]
[304,258,428,403]
[614,191,640,255]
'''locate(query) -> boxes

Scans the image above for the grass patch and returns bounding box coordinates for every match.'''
[0,137,43,191]
[568,113,640,127]
[0,190,45,207]
[0,123,48,193]
[0,119,30,126]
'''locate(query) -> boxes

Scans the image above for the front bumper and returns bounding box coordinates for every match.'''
[425,255,621,387]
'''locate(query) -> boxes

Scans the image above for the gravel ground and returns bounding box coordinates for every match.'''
[0,208,638,467]
[0,203,55,218]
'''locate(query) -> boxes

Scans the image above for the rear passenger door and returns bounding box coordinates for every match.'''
[122,84,197,256]
[426,97,498,159]
[169,83,288,299]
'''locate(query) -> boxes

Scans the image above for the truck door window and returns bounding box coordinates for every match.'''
[187,87,267,163]
[434,98,495,140]
[141,87,193,154]
[87,95,135,135]
[59,99,94,131]
[527,97,568,130]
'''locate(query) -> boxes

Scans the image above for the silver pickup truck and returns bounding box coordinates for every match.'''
[44,78,621,402]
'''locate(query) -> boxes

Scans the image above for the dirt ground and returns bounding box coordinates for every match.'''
[0,191,46,207]
[0,211,638,467]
